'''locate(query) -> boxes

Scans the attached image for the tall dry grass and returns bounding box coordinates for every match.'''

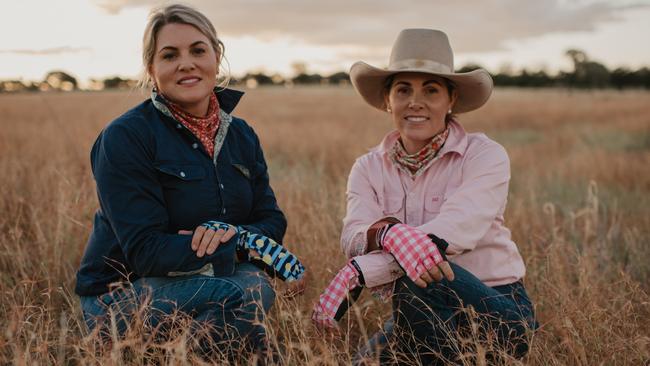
[0,87,649,364]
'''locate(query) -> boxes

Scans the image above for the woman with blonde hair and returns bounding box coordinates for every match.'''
[313,29,537,364]
[75,4,305,360]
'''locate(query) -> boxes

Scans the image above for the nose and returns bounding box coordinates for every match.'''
[408,94,424,109]
[178,54,196,72]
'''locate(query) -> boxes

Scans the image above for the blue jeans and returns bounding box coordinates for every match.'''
[357,263,537,365]
[80,262,275,355]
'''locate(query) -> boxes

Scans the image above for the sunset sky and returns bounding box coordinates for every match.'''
[2,0,649,87]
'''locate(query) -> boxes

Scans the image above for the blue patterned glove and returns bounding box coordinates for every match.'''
[201,221,306,282]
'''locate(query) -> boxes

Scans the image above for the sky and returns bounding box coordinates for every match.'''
[1,0,649,87]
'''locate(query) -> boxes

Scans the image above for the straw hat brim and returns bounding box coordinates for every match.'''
[350,61,493,114]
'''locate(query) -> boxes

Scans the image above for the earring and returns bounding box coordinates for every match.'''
[386,105,392,113]
[447,108,452,114]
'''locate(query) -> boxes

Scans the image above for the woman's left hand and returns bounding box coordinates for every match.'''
[178,224,237,257]
[284,270,308,298]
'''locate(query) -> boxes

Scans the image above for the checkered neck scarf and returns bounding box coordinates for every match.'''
[390,124,450,178]
[160,92,220,158]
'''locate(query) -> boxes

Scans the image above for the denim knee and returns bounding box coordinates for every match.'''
[229,262,275,314]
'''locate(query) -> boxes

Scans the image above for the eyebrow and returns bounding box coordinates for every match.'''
[157,40,208,54]
[423,79,443,86]
[394,79,443,87]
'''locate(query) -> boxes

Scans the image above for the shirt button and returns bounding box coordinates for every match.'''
[192,143,199,149]
[176,124,182,129]
[179,171,186,178]
[221,208,226,214]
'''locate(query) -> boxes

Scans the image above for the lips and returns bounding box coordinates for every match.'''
[177,77,201,85]
[405,116,429,122]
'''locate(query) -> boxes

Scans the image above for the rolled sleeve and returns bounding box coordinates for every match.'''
[353,251,404,288]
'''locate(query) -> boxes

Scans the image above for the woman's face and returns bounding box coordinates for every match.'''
[385,72,457,154]
[149,23,218,117]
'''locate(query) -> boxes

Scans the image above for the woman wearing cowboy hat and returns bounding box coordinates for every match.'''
[312,29,537,364]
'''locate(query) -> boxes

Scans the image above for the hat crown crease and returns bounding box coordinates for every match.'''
[389,29,454,71]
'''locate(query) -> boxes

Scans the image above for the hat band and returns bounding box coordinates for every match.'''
[389,59,453,74]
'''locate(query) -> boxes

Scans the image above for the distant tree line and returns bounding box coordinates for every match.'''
[467,49,650,89]
[1,49,649,93]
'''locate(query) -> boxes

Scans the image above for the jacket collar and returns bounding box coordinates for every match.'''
[151,87,244,117]
[373,119,468,158]
[215,87,244,114]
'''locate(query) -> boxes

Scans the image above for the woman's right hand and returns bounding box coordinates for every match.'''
[380,224,454,288]
[178,222,237,258]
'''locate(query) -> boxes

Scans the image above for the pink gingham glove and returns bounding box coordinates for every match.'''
[379,223,445,282]
[311,260,363,329]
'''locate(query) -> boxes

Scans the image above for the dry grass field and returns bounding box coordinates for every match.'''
[1,86,649,364]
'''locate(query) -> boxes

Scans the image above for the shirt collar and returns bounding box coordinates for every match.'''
[373,119,468,158]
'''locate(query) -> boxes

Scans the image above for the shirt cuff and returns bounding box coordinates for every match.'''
[352,251,403,288]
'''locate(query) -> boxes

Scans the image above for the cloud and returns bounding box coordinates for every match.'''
[92,0,646,62]
[0,46,92,55]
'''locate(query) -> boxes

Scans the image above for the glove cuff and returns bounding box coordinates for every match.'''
[427,233,449,261]
[348,259,365,287]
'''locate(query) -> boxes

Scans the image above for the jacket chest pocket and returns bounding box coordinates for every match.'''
[154,162,212,226]
[155,163,206,184]
[221,162,254,216]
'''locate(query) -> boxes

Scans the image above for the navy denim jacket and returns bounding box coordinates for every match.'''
[75,89,287,296]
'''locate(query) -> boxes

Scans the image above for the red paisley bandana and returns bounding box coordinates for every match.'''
[390,124,450,178]
[163,93,220,158]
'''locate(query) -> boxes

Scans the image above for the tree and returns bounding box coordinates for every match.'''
[564,49,610,88]
[44,70,78,91]
[103,76,135,89]
[326,71,350,85]
[292,73,323,85]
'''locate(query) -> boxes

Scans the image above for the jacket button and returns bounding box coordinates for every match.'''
[219,184,224,189]
[176,124,182,129]
[179,171,186,178]
[221,208,226,214]
[192,143,198,149]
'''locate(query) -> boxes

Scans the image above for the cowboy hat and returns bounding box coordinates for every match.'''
[350,29,493,113]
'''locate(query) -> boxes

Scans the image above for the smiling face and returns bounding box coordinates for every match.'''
[385,72,457,154]
[149,22,219,117]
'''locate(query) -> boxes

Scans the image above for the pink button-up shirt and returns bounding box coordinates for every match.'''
[341,120,525,288]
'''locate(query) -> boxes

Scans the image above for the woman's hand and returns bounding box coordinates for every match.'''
[417,233,454,286]
[178,224,237,257]
[311,262,362,331]
[417,261,454,287]
[380,224,454,288]
[284,270,307,298]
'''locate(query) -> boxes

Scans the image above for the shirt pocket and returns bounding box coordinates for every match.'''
[382,195,403,217]
[423,193,445,220]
